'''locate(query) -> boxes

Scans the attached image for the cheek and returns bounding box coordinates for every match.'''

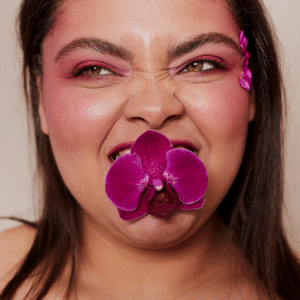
[40,77,127,216]
[42,81,122,154]
[181,79,250,142]
[178,78,251,203]
[40,76,127,199]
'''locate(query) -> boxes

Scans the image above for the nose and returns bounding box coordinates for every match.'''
[123,81,184,130]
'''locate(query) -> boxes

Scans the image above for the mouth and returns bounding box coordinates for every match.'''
[108,142,134,162]
[108,140,199,162]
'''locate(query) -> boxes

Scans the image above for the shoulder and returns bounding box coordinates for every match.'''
[294,250,300,262]
[0,225,36,289]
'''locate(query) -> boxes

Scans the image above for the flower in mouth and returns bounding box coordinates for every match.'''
[239,31,252,91]
[105,130,208,221]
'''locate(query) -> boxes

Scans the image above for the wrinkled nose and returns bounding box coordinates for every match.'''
[123,81,184,129]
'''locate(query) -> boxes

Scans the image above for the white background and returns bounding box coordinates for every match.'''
[0,0,300,250]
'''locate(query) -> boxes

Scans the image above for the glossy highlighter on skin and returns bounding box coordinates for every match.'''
[38,0,255,250]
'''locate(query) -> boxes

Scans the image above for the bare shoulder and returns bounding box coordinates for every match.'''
[291,250,300,263]
[0,225,36,287]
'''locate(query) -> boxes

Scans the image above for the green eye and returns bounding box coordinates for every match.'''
[179,59,226,74]
[76,66,114,77]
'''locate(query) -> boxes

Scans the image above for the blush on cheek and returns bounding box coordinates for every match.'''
[42,85,121,152]
[180,79,251,140]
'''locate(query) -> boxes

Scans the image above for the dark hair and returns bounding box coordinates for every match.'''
[1,0,300,299]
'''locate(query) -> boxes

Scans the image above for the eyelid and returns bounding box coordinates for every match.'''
[71,61,124,77]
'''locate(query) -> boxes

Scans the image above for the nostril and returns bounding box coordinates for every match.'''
[122,85,185,129]
[164,114,182,123]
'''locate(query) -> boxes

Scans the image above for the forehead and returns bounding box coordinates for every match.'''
[45,0,239,56]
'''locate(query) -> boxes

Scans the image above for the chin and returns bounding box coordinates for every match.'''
[118,210,202,249]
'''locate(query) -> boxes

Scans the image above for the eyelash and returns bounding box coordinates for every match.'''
[177,58,227,74]
[72,64,119,79]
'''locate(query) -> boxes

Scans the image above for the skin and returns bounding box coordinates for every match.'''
[1,0,261,298]
[39,0,255,248]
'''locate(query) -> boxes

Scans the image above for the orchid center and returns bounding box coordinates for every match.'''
[152,178,164,191]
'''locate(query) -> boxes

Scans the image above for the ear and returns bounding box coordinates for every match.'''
[248,89,256,122]
[37,77,49,135]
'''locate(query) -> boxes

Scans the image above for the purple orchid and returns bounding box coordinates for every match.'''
[239,31,252,91]
[105,130,208,221]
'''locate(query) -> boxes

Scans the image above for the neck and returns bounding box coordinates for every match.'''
[76,212,240,298]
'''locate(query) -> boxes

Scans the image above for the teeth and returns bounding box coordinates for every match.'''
[111,145,198,162]
[111,148,131,161]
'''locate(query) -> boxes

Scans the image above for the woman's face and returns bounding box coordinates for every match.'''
[39,0,255,248]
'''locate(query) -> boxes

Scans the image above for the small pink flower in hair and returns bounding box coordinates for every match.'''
[105,130,208,221]
[239,31,248,53]
[239,31,252,91]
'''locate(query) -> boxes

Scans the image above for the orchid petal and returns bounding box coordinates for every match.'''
[179,198,205,210]
[239,53,252,91]
[239,31,252,91]
[239,31,248,53]
[118,187,154,220]
[131,130,173,178]
[105,153,149,211]
[239,76,251,91]
[163,148,208,205]
[166,183,205,211]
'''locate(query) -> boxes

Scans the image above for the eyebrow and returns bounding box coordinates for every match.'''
[54,33,241,63]
[167,33,241,61]
[55,37,133,62]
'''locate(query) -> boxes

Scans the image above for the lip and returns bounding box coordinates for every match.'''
[108,138,199,162]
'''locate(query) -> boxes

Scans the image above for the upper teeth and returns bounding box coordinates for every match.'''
[111,148,131,161]
[111,146,197,162]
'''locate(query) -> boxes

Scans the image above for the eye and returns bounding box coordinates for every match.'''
[73,65,115,77]
[178,59,225,74]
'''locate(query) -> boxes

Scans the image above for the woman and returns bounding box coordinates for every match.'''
[0,0,300,299]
